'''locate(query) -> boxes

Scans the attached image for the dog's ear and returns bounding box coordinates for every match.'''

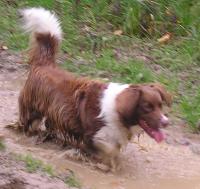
[150,83,172,107]
[116,87,141,126]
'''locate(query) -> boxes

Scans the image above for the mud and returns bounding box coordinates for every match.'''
[0,50,200,189]
[0,151,71,189]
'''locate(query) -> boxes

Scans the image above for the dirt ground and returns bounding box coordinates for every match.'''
[0,50,200,189]
[0,151,74,189]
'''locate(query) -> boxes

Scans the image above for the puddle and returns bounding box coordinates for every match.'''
[3,133,200,189]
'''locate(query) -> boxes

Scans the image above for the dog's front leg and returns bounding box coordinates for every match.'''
[110,154,122,172]
[93,139,121,172]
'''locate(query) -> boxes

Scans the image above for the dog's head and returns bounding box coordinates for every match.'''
[116,83,172,142]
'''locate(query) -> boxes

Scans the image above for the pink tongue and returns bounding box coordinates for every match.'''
[139,120,166,143]
[151,130,165,143]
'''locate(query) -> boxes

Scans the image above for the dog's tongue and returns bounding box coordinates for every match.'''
[150,130,165,143]
[139,120,165,143]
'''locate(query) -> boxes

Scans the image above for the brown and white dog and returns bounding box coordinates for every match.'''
[19,8,172,171]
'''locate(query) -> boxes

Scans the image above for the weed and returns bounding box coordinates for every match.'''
[181,88,200,133]
[42,164,55,177]
[17,154,55,176]
[16,154,82,187]
[0,140,6,151]
[99,49,153,83]
[65,172,81,188]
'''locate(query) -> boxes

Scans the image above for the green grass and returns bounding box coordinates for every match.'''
[16,153,82,187]
[62,49,155,83]
[0,140,6,151]
[95,50,155,83]
[151,37,200,71]
[181,88,200,133]
[17,154,54,176]
[65,171,81,188]
[1,0,200,131]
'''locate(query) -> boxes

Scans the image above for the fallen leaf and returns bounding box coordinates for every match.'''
[165,8,172,16]
[157,32,172,44]
[113,30,123,36]
[1,45,8,50]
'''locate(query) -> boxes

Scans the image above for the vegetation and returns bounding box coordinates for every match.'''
[0,0,200,131]
[65,171,82,188]
[0,140,6,151]
[181,89,200,133]
[16,153,82,187]
[17,154,55,176]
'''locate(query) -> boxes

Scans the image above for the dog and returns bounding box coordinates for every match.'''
[19,8,172,171]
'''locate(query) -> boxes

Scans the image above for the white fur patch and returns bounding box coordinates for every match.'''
[21,7,62,40]
[161,114,168,122]
[161,114,169,125]
[98,83,129,124]
[94,83,129,155]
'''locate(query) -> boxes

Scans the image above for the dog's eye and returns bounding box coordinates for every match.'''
[143,103,153,113]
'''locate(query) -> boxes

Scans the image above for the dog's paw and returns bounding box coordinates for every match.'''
[95,163,110,172]
[63,149,89,162]
[5,121,22,131]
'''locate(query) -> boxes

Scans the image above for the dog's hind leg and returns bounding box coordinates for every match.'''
[19,92,42,134]
[39,118,57,142]
[18,92,30,132]
[19,104,42,134]
[20,110,42,135]
[28,114,43,135]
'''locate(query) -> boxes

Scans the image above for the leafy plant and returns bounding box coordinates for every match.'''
[123,2,141,36]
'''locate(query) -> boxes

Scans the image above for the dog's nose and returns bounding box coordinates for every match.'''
[160,114,169,127]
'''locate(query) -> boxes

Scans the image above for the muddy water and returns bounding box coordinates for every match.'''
[4,130,200,189]
[0,52,200,189]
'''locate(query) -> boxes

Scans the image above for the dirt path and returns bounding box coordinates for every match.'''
[0,50,200,189]
[0,151,73,189]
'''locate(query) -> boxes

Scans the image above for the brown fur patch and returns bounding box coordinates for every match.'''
[19,65,107,150]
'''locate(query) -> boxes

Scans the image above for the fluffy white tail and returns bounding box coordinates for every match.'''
[20,8,62,66]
